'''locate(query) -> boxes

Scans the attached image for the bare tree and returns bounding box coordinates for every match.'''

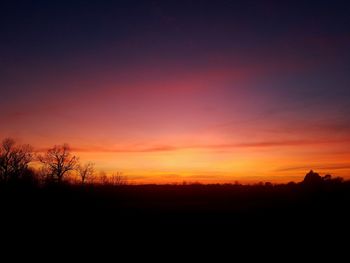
[110,172,128,186]
[38,144,78,183]
[0,138,33,182]
[77,162,95,184]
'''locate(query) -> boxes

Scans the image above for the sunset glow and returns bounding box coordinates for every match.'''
[1,1,350,183]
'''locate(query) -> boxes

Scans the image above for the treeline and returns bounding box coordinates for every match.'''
[0,137,347,188]
[0,138,127,186]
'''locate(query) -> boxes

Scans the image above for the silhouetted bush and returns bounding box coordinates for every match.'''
[303,170,323,185]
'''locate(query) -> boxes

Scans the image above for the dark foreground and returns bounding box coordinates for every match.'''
[2,181,350,256]
[2,182,350,231]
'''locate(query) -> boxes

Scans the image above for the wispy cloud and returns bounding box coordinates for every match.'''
[70,145,178,153]
[43,138,350,153]
[276,164,350,172]
[232,139,350,148]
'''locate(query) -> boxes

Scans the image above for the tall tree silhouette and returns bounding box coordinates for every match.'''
[38,144,78,183]
[0,138,33,182]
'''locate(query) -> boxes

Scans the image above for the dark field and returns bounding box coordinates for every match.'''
[2,181,350,232]
[2,181,350,258]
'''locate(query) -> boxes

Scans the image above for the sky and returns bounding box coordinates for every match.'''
[1,0,350,183]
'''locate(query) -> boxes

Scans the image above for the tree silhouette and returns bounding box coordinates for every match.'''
[38,144,78,183]
[0,138,33,182]
[77,162,95,184]
[97,171,127,185]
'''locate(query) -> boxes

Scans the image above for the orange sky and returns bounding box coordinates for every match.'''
[72,139,350,184]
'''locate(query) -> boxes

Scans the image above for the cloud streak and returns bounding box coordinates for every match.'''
[276,164,350,172]
[49,138,350,153]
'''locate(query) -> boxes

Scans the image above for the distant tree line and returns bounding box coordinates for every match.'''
[302,169,344,185]
[0,138,127,186]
